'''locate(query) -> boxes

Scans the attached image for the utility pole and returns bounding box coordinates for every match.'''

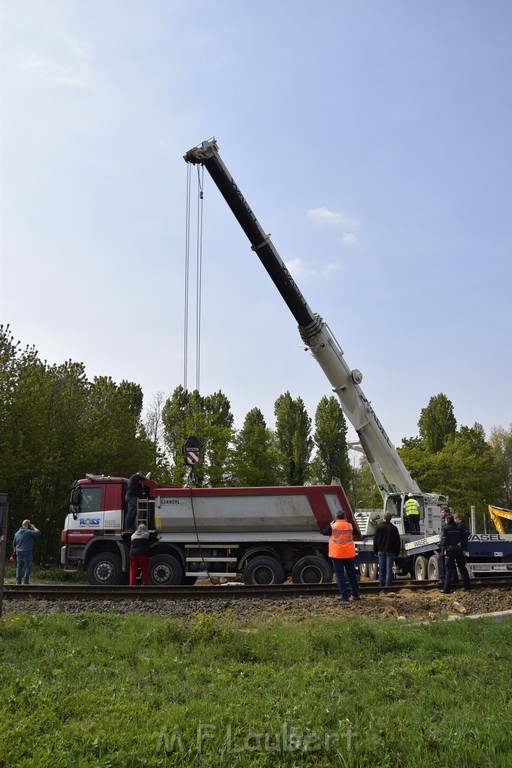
[0,493,10,619]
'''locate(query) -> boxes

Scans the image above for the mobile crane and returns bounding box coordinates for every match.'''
[184,139,446,547]
[183,139,512,580]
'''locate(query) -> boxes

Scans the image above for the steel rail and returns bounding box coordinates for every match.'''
[3,577,512,601]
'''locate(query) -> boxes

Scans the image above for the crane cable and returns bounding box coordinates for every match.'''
[195,166,204,393]
[184,166,214,581]
[183,164,205,393]
[184,164,191,391]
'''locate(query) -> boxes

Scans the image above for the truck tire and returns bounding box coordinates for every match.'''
[150,554,183,586]
[87,552,122,585]
[368,562,378,580]
[244,556,284,586]
[428,554,439,580]
[291,555,332,584]
[414,555,428,580]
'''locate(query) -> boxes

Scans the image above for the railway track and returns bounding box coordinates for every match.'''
[3,577,512,601]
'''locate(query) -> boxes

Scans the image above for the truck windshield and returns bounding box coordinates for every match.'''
[80,488,103,514]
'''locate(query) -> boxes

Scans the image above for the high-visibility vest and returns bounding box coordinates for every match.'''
[404,498,420,516]
[329,520,357,559]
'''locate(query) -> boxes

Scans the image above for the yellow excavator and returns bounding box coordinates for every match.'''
[488,505,512,534]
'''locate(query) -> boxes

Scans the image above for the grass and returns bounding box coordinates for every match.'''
[3,563,87,583]
[1,610,511,768]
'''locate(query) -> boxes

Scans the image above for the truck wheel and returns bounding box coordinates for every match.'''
[244,556,284,586]
[291,555,332,584]
[368,563,378,580]
[359,562,369,578]
[414,555,428,580]
[428,554,439,580]
[150,554,183,585]
[87,552,122,585]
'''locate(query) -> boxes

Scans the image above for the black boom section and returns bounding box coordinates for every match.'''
[184,141,314,329]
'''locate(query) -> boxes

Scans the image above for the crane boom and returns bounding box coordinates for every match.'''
[184,139,421,500]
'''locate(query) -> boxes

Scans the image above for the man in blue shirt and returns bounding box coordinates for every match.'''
[13,520,41,585]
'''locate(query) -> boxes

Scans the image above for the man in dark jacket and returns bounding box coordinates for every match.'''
[373,513,401,587]
[439,515,471,593]
[436,506,453,585]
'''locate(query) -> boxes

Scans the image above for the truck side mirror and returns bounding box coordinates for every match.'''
[69,486,82,520]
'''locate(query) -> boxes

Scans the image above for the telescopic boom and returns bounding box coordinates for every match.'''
[184,139,421,500]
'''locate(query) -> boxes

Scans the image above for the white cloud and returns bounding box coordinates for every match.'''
[307,207,359,229]
[286,258,344,279]
[342,233,359,246]
[322,261,344,276]
[285,258,314,279]
[20,31,94,88]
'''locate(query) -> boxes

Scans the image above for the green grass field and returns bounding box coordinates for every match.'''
[1,610,511,768]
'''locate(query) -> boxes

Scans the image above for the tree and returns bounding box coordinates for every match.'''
[274,392,313,485]
[309,396,350,486]
[0,327,95,561]
[400,423,501,528]
[202,392,234,487]
[229,408,281,486]
[81,377,153,477]
[347,453,382,510]
[489,424,512,509]
[418,393,457,453]
[143,391,172,480]
[161,387,234,487]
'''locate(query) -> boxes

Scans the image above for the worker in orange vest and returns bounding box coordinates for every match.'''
[323,511,360,601]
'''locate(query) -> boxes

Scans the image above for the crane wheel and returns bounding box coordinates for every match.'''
[414,555,429,580]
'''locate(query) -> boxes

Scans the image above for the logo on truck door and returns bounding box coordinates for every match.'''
[79,517,101,526]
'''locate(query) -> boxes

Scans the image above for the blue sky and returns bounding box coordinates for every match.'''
[1,0,511,451]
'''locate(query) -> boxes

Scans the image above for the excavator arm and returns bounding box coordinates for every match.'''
[488,505,512,534]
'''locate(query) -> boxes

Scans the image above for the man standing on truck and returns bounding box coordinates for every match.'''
[404,494,421,534]
[12,519,41,585]
[125,472,149,531]
[373,513,401,587]
[323,511,360,602]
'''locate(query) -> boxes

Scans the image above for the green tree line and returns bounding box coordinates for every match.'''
[1,325,511,561]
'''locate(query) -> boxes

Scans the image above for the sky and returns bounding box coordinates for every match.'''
[1,0,511,453]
